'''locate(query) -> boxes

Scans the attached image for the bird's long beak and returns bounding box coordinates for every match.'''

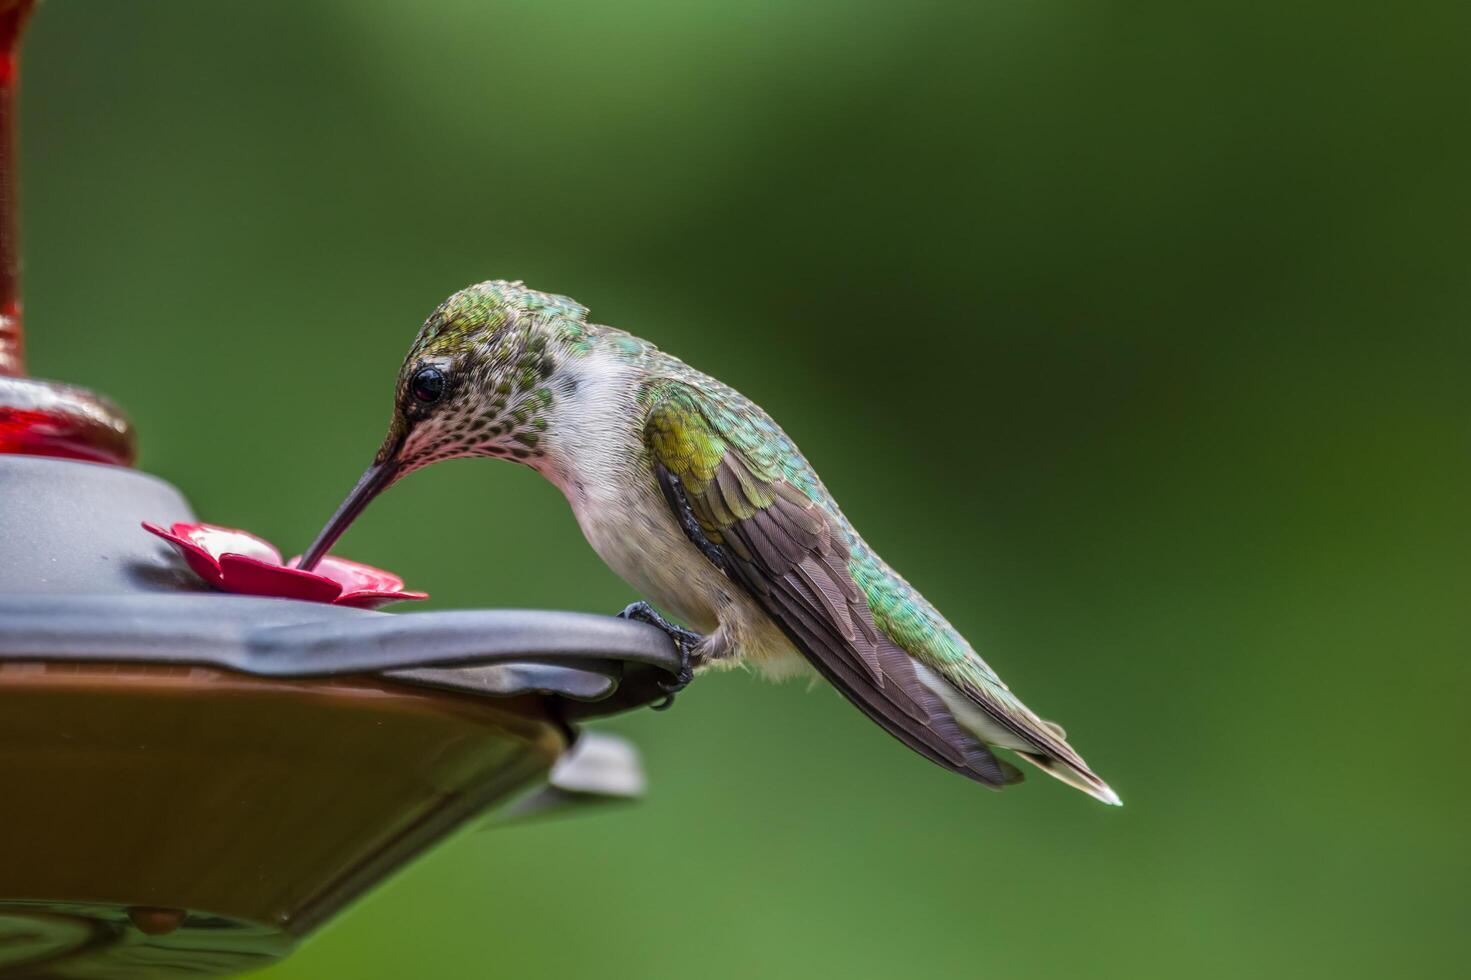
[297,443,402,572]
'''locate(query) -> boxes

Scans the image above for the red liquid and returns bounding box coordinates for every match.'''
[0,0,28,377]
[0,407,128,464]
[0,0,136,467]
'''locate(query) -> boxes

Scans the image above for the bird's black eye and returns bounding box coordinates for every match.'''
[409,366,446,405]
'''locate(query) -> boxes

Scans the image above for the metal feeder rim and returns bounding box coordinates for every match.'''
[0,594,682,707]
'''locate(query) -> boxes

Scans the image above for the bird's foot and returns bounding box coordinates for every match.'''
[618,601,701,710]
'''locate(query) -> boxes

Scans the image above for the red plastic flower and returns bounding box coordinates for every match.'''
[142,521,427,609]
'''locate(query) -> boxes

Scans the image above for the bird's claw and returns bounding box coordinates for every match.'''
[618,601,700,710]
[651,645,696,711]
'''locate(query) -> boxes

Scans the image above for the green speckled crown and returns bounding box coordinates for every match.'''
[410,280,592,360]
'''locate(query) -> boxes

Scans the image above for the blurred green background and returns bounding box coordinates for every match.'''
[21,1,1468,977]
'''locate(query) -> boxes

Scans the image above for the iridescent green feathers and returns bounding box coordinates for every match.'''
[640,376,1111,795]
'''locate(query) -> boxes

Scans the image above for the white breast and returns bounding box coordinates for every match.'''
[539,352,726,631]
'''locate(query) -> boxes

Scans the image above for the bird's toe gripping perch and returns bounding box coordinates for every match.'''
[618,600,700,709]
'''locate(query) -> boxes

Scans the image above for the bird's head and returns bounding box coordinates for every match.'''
[298,280,591,571]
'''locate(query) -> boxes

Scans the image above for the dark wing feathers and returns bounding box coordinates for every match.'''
[644,385,1022,788]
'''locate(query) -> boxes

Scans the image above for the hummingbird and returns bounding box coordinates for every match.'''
[301,281,1121,805]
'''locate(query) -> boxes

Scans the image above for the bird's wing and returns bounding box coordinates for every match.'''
[643,381,1029,787]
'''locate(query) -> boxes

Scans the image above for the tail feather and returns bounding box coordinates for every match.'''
[1016,750,1122,806]
[912,662,1121,805]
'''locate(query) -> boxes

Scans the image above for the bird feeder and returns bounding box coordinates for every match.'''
[0,4,680,976]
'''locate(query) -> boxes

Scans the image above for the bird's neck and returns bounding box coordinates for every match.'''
[530,342,647,503]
